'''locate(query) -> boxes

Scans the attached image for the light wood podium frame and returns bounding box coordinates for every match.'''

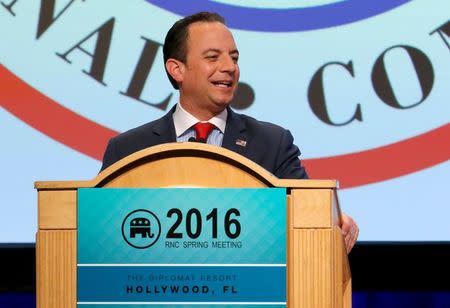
[35,143,351,307]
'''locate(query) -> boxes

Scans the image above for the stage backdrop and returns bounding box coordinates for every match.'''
[0,0,449,242]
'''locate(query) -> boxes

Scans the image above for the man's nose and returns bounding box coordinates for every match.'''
[219,55,236,73]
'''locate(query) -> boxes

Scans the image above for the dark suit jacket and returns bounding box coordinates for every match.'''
[100,107,308,179]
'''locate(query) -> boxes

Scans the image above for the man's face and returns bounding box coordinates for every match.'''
[179,22,240,116]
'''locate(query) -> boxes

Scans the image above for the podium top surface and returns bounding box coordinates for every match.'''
[35,143,337,190]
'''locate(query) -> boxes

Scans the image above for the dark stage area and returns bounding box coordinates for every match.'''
[1,242,450,307]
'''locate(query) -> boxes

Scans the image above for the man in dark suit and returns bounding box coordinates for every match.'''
[101,105,307,180]
[101,12,358,251]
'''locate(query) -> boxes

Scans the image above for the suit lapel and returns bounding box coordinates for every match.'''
[222,108,248,157]
[152,106,177,143]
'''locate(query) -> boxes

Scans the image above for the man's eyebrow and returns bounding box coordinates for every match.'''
[202,48,221,55]
[202,48,240,55]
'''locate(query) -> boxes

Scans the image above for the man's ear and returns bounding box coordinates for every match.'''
[165,59,184,84]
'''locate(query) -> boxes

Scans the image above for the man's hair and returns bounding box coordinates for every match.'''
[163,12,226,89]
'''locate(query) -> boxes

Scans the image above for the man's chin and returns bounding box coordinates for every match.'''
[213,98,233,110]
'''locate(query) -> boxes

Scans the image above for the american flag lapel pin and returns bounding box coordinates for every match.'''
[235,139,247,147]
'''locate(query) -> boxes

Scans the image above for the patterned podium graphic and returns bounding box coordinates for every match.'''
[78,188,286,307]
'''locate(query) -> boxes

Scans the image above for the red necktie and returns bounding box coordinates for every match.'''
[193,122,215,143]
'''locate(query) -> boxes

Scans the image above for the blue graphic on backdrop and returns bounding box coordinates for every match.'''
[147,0,411,32]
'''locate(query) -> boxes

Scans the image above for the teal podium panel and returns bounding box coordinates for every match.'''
[77,188,286,307]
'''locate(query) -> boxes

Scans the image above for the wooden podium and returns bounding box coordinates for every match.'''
[35,143,351,307]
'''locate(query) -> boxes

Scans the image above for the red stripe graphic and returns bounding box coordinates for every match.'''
[0,65,117,161]
[303,125,449,188]
[1,64,449,188]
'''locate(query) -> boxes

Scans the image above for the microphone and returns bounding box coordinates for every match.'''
[188,137,206,143]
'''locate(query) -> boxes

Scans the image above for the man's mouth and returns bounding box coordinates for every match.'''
[211,80,233,88]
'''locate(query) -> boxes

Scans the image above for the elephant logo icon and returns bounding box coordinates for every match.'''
[130,217,154,238]
[122,209,161,249]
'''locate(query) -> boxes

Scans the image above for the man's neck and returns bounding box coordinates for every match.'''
[179,101,225,121]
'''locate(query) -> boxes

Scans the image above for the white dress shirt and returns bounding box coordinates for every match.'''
[172,103,227,146]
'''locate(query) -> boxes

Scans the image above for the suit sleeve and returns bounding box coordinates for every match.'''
[99,138,119,172]
[273,129,309,179]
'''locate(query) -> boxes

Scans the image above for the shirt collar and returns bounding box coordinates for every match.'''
[173,103,227,137]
